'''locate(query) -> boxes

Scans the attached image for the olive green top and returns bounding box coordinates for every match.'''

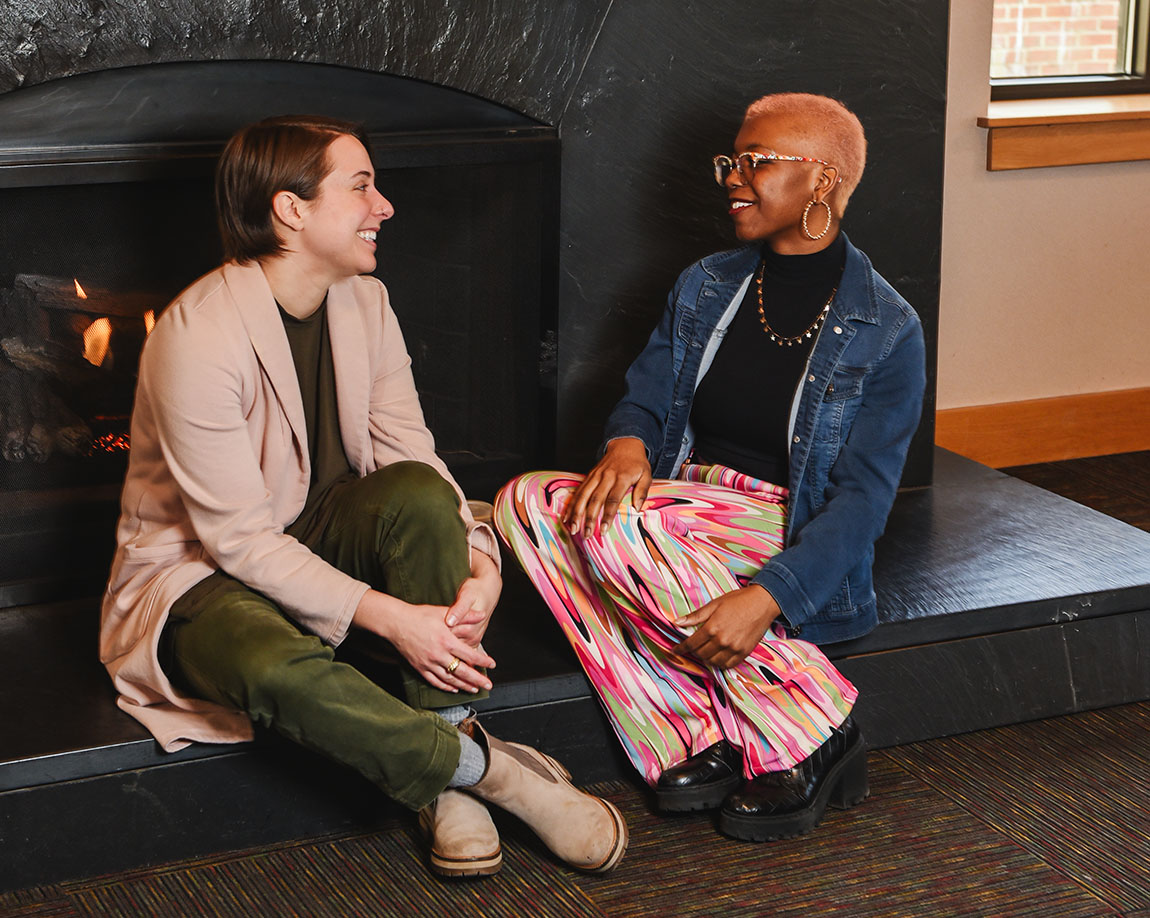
[279,299,356,539]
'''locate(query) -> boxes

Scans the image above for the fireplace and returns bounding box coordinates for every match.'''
[0,61,559,606]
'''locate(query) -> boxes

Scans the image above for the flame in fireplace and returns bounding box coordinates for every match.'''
[75,278,113,367]
[144,309,156,335]
[83,317,113,368]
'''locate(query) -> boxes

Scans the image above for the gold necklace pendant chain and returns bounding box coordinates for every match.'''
[755,260,837,347]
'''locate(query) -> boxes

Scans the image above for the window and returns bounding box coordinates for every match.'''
[990,0,1149,98]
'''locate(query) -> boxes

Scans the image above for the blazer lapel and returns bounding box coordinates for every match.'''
[326,278,371,475]
[221,261,308,456]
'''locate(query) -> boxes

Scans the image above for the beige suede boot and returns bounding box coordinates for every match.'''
[465,723,627,872]
[418,789,502,878]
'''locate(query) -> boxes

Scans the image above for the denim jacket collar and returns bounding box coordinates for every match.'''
[698,232,879,326]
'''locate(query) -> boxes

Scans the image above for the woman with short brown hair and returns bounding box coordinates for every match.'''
[101,114,627,879]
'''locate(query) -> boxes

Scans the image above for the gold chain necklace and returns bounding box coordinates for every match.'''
[755,260,836,347]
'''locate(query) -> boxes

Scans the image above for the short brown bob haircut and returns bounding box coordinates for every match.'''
[215,114,373,264]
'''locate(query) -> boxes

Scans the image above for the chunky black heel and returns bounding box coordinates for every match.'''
[828,734,869,809]
[718,717,868,842]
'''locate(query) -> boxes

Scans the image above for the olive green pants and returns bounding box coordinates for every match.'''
[161,461,480,810]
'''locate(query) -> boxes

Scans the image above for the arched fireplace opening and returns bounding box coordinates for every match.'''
[0,60,559,604]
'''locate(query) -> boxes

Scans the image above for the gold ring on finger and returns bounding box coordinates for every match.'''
[446,656,461,675]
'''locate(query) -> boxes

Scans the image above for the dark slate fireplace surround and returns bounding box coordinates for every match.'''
[0,0,949,606]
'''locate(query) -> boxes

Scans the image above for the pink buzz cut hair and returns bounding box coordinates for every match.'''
[743,93,867,217]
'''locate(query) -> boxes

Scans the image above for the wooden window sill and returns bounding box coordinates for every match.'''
[977,94,1150,170]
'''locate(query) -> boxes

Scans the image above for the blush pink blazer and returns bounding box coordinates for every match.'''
[100,261,499,751]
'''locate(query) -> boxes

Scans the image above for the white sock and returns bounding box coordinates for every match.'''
[448,731,487,787]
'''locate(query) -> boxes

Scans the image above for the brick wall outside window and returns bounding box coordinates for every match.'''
[991,0,1127,77]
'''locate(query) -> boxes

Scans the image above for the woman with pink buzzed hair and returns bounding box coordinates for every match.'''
[497,93,925,842]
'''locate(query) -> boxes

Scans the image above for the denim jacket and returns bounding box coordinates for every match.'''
[602,234,926,644]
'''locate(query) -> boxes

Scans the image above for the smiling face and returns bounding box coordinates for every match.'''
[293,133,395,284]
[725,113,838,254]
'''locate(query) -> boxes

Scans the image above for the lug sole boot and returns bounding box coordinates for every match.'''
[655,739,744,812]
[419,789,502,878]
[466,723,628,872]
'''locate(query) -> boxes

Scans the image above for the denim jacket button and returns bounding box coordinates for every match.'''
[808,374,815,382]
[833,326,843,334]
[793,435,800,444]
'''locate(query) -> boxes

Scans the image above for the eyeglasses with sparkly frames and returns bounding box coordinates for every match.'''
[712,151,833,185]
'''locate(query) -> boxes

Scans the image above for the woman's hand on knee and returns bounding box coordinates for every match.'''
[446,549,501,646]
[563,437,652,538]
[354,590,495,693]
[673,585,781,670]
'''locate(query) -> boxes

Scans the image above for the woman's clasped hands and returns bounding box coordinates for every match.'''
[352,548,501,695]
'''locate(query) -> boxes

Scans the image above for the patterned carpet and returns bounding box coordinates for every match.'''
[4,700,1149,918]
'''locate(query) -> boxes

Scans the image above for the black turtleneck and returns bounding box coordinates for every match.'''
[690,232,846,485]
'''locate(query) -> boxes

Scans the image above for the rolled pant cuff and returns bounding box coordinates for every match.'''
[390,713,465,811]
[411,684,491,710]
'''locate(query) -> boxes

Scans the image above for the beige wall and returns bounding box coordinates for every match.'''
[938,0,1150,411]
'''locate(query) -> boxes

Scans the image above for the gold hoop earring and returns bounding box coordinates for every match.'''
[801,199,833,240]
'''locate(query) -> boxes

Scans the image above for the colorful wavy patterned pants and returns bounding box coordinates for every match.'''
[494,465,858,785]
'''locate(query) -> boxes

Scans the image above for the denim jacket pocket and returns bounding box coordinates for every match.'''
[823,365,866,401]
[814,366,866,443]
